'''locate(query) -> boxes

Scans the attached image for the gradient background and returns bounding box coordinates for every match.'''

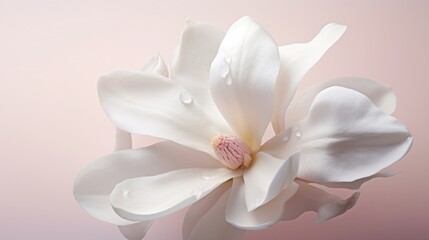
[1,0,428,239]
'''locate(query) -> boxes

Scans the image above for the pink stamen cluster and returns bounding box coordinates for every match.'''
[211,134,252,169]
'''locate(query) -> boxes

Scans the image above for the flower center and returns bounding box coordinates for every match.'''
[211,134,252,169]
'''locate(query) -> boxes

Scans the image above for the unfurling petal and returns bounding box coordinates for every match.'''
[183,181,245,240]
[272,23,346,133]
[226,178,298,230]
[284,77,397,130]
[118,221,153,240]
[319,170,398,190]
[283,181,359,223]
[297,87,412,183]
[110,168,242,221]
[98,71,220,156]
[73,141,221,225]
[141,54,169,77]
[243,151,299,211]
[210,16,280,151]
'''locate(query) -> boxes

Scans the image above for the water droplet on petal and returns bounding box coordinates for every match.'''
[200,175,211,180]
[283,132,290,142]
[224,56,232,64]
[179,91,193,105]
[253,197,263,209]
[294,126,302,138]
[219,57,230,79]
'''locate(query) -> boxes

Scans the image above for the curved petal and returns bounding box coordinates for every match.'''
[317,170,398,190]
[297,87,412,183]
[98,71,220,156]
[243,151,299,211]
[272,23,347,133]
[283,77,397,131]
[73,141,222,225]
[110,168,242,221]
[183,181,245,240]
[171,19,230,133]
[226,178,298,230]
[114,128,133,151]
[210,16,280,151]
[118,221,153,240]
[141,54,169,77]
[283,181,359,223]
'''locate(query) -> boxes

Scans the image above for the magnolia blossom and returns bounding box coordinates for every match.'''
[74,17,412,240]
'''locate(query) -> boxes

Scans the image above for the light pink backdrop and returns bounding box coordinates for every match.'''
[1,0,428,239]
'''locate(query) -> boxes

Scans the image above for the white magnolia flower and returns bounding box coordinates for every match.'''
[74,17,412,240]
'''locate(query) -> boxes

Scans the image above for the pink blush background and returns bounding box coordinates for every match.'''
[0,0,428,239]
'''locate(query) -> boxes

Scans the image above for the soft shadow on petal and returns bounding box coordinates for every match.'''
[118,221,153,240]
[272,23,346,133]
[210,16,280,151]
[283,77,397,131]
[110,168,242,221]
[74,141,222,225]
[297,86,412,183]
[171,20,230,133]
[283,181,359,224]
[316,170,398,190]
[243,151,299,211]
[141,54,169,77]
[98,71,220,156]
[114,128,133,151]
[183,181,245,240]
[226,178,299,230]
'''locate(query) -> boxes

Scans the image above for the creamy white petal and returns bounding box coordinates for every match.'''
[110,168,242,221]
[272,23,347,132]
[284,77,397,131]
[114,128,133,151]
[283,181,359,223]
[226,178,298,230]
[243,151,299,211]
[318,170,398,190]
[98,71,220,156]
[171,19,230,133]
[118,221,153,240]
[210,16,280,151]
[297,87,412,182]
[183,181,245,240]
[74,141,222,225]
[141,54,169,77]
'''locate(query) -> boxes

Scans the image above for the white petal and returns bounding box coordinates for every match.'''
[283,77,397,131]
[141,54,169,77]
[226,178,298,230]
[243,151,299,211]
[171,20,230,133]
[183,181,245,240]
[283,181,359,223]
[272,23,347,132]
[114,128,132,151]
[98,71,220,156]
[319,170,398,190]
[118,221,153,240]
[74,141,221,225]
[110,168,242,221]
[297,87,412,182]
[210,16,280,150]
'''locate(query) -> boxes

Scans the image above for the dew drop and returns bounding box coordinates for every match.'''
[253,198,263,208]
[200,175,211,180]
[224,56,232,64]
[179,91,193,105]
[224,77,232,85]
[294,126,302,138]
[283,132,290,142]
[219,57,231,79]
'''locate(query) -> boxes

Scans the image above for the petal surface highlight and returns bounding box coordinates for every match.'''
[110,168,242,221]
[210,16,280,150]
[297,87,412,182]
[272,23,346,132]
